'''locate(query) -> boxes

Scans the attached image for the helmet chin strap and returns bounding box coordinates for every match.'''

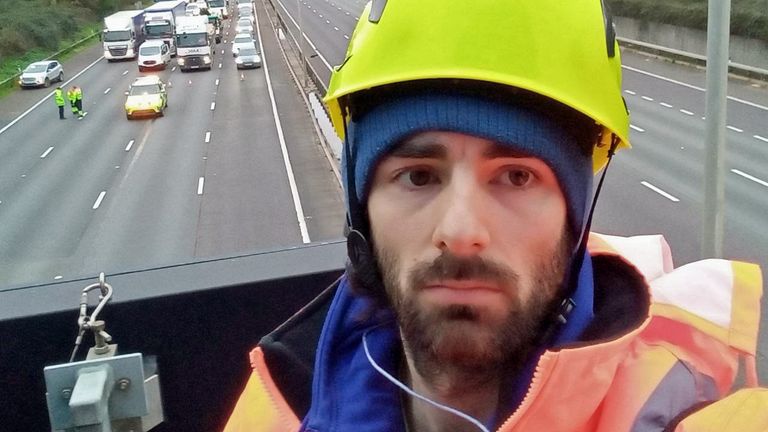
[538,133,621,347]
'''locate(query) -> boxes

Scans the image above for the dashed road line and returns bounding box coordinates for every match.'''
[754,135,768,143]
[122,70,129,75]
[641,95,654,101]
[731,169,768,188]
[726,125,743,133]
[172,66,177,71]
[680,109,694,116]
[197,177,205,195]
[641,181,680,202]
[215,78,220,86]
[660,102,673,108]
[92,191,107,209]
[210,102,216,110]
[334,26,339,31]
[630,124,645,133]
[40,147,54,158]
[125,139,135,151]
[623,64,768,112]
[104,88,111,94]
[344,34,349,39]
[624,90,636,95]
[205,131,211,143]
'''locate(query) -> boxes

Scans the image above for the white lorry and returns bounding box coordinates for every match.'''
[175,15,214,71]
[144,0,188,56]
[102,10,146,61]
[206,0,228,19]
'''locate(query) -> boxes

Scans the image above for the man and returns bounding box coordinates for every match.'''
[74,85,86,119]
[54,86,66,119]
[69,85,86,119]
[225,1,766,431]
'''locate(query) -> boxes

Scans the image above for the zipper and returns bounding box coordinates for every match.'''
[252,349,302,431]
[496,352,555,431]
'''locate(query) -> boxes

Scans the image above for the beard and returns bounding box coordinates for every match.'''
[376,233,572,386]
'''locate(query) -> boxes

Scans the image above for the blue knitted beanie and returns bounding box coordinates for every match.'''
[344,92,593,236]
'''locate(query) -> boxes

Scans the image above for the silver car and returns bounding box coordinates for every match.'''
[18,60,64,88]
[235,47,262,69]
[235,17,254,34]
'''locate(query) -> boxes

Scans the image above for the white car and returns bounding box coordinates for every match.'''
[138,40,172,71]
[235,17,254,34]
[238,4,254,19]
[232,33,255,57]
[18,60,64,88]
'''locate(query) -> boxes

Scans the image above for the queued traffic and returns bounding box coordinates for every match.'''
[21,0,262,121]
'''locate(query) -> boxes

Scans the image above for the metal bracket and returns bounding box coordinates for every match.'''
[45,352,163,431]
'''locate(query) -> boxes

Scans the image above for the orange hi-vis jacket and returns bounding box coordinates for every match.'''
[224,233,766,431]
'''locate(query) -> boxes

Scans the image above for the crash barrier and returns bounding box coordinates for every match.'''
[618,37,768,82]
[0,31,101,93]
[0,240,346,432]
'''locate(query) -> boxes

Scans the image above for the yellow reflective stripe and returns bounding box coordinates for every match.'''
[650,303,731,346]
[729,261,762,354]
[674,388,768,431]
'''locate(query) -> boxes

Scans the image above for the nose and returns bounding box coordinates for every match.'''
[431,175,490,256]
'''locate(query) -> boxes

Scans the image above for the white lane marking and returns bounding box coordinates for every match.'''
[754,135,768,143]
[104,88,111,94]
[630,124,645,132]
[726,125,743,133]
[197,177,205,195]
[219,63,222,69]
[680,109,694,116]
[210,102,216,110]
[172,66,177,71]
[623,64,768,112]
[334,26,339,31]
[732,169,768,188]
[215,78,220,86]
[319,14,323,17]
[345,11,350,15]
[255,3,311,243]
[122,70,129,76]
[92,191,107,209]
[624,90,636,95]
[40,147,54,158]
[0,56,103,136]
[205,131,211,143]
[326,20,330,24]
[660,102,673,108]
[54,275,63,280]
[125,139,135,152]
[344,34,349,39]
[641,95,654,101]
[641,181,680,202]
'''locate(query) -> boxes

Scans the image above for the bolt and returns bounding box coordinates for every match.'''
[117,378,131,391]
[62,388,72,400]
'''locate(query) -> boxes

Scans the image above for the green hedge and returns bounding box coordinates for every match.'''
[0,0,143,60]
[606,0,768,43]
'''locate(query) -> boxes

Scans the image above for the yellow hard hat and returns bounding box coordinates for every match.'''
[325,0,630,172]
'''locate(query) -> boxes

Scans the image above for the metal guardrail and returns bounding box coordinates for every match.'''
[0,31,101,92]
[618,36,768,81]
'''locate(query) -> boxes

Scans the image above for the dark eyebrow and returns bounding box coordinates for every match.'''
[388,139,447,159]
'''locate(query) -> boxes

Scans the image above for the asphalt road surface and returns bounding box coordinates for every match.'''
[0,0,346,288]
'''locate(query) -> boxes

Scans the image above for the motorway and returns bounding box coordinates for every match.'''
[1,0,767,378]
[251,0,768,377]
[0,0,346,288]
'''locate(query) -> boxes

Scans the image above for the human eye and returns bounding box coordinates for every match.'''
[394,167,440,188]
[495,166,536,188]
